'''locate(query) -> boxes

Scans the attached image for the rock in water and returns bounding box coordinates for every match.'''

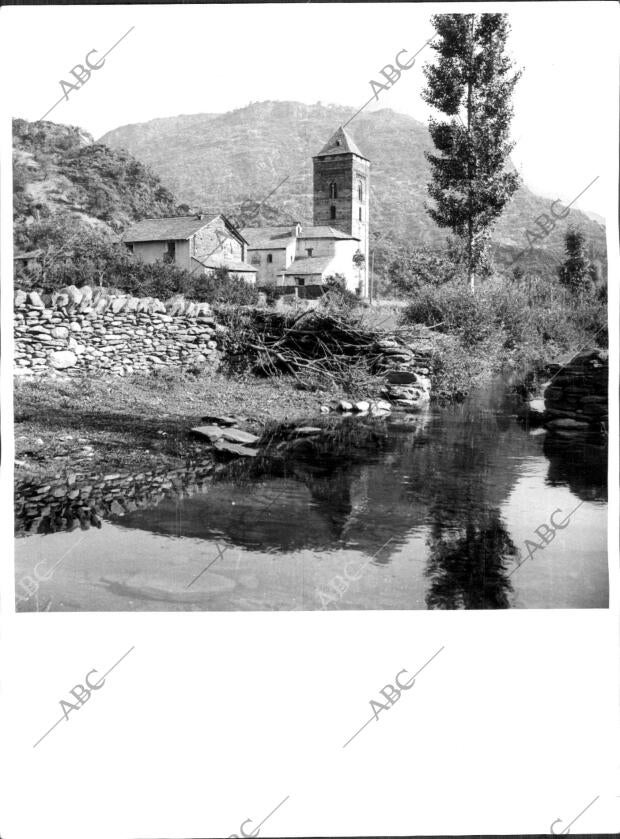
[354,401,370,413]
[294,426,322,436]
[190,425,224,442]
[385,370,418,385]
[221,427,259,445]
[546,417,591,431]
[338,400,353,412]
[213,440,258,457]
[200,414,238,427]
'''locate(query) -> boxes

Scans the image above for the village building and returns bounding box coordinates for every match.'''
[121,213,257,282]
[242,126,370,296]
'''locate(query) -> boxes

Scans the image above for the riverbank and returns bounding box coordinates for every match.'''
[14,371,331,481]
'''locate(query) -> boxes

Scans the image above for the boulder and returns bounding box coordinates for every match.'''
[68,337,85,354]
[27,291,44,308]
[48,350,77,369]
[94,297,109,314]
[110,297,127,314]
[354,401,370,413]
[60,285,83,306]
[385,370,418,385]
[373,399,392,412]
[213,440,257,458]
[221,427,259,445]
[191,425,224,442]
[14,289,27,306]
[546,417,592,431]
[338,400,353,412]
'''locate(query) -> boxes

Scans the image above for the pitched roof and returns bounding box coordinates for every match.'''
[121,215,219,242]
[282,255,335,276]
[298,226,360,240]
[240,226,296,249]
[192,255,257,274]
[315,127,368,160]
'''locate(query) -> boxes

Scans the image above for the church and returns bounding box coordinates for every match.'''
[241,126,370,297]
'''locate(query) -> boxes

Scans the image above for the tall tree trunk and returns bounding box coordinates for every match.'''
[467,14,475,292]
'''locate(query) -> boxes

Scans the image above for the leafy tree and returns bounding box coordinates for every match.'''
[557,228,594,293]
[423,13,521,291]
[387,246,461,295]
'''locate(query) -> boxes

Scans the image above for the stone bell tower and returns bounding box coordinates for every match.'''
[312,126,370,297]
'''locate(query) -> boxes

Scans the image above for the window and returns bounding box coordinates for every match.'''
[297,277,306,286]
[358,182,363,201]
[306,248,313,257]
[329,183,338,199]
[267,253,273,263]
[359,207,362,221]
[126,243,134,253]
[330,205,336,220]
[164,241,175,264]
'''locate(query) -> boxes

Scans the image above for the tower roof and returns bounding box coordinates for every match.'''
[314,126,369,161]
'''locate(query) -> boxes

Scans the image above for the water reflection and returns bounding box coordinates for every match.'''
[14,378,608,610]
[426,512,518,610]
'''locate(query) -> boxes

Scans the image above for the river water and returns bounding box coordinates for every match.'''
[14,380,608,611]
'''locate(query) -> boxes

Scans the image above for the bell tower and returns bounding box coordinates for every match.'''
[312,127,370,297]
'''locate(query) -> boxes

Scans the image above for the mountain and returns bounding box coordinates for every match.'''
[13,118,187,252]
[99,101,607,273]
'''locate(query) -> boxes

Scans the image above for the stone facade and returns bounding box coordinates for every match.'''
[123,214,257,281]
[242,126,371,295]
[13,285,222,377]
[313,127,370,296]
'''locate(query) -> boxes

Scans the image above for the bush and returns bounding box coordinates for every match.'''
[402,274,606,399]
[15,225,260,306]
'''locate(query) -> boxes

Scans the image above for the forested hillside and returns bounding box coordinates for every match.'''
[13,118,187,253]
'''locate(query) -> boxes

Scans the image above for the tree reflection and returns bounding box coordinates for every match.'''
[425,510,517,609]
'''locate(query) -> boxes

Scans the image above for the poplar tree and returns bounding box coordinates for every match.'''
[423,13,521,291]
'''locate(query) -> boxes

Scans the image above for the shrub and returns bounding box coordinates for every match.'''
[402,273,606,399]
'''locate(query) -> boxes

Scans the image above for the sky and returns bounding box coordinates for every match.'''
[0,1,617,216]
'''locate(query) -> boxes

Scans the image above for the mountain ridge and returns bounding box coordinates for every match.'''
[99,100,606,272]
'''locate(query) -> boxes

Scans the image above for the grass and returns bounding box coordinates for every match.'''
[14,369,331,481]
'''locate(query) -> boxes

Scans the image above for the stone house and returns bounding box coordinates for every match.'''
[240,223,361,290]
[121,214,257,282]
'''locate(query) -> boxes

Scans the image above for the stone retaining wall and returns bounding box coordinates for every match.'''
[15,462,215,536]
[544,349,608,436]
[14,285,223,376]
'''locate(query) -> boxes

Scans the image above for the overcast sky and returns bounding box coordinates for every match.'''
[1,2,617,216]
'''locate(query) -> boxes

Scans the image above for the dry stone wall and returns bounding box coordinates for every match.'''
[15,462,215,537]
[544,349,608,436]
[14,285,223,377]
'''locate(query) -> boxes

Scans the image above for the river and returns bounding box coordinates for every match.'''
[14,379,608,611]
